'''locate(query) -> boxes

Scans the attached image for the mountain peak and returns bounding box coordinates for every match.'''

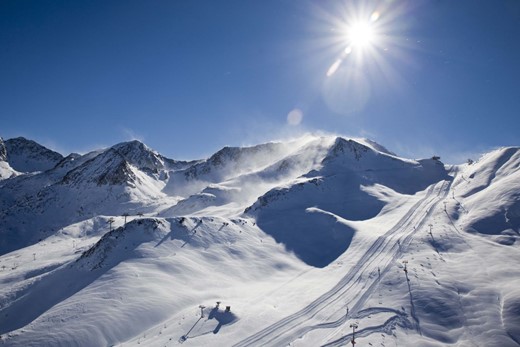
[183,142,287,180]
[112,139,149,151]
[325,137,371,161]
[110,140,167,173]
[4,137,63,172]
[208,142,284,166]
[62,148,137,186]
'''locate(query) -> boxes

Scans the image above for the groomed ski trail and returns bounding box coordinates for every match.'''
[234,174,454,347]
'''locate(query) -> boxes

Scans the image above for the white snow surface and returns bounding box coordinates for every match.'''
[0,138,19,180]
[0,135,519,347]
[0,161,19,180]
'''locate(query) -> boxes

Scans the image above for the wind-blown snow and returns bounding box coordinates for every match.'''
[0,135,518,347]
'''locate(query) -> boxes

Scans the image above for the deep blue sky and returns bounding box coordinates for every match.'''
[2,0,519,163]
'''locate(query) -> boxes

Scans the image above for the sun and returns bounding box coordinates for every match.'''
[325,9,384,77]
[347,21,375,48]
[320,3,408,113]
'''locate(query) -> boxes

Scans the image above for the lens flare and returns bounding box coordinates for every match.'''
[287,108,303,126]
[370,11,380,22]
[327,59,343,77]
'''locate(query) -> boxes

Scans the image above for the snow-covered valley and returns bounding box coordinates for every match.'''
[0,135,519,346]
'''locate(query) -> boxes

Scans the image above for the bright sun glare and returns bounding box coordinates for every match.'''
[326,11,382,77]
[323,5,406,114]
[348,21,374,47]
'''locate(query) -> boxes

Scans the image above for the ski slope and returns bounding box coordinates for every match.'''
[235,177,454,346]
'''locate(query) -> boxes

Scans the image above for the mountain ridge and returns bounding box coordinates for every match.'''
[4,137,63,173]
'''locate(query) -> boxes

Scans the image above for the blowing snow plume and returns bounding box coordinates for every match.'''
[159,136,335,216]
[245,137,449,267]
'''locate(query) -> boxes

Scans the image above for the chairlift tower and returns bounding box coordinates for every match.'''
[122,213,129,228]
[350,323,358,345]
[107,217,115,232]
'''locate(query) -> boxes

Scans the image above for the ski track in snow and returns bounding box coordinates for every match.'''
[234,171,455,347]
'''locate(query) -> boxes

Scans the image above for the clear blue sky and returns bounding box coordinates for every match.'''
[2,0,519,163]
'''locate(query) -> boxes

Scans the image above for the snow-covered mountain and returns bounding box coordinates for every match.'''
[0,139,181,255]
[4,137,63,173]
[245,138,450,268]
[0,135,519,347]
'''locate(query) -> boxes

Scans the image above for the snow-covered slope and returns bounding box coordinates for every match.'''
[112,140,194,174]
[0,137,19,180]
[452,146,520,241]
[0,137,7,162]
[0,140,178,255]
[244,138,450,267]
[162,141,294,197]
[159,136,335,217]
[0,135,519,347]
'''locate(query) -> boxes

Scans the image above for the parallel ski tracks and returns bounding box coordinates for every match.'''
[322,176,454,347]
[234,174,454,347]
